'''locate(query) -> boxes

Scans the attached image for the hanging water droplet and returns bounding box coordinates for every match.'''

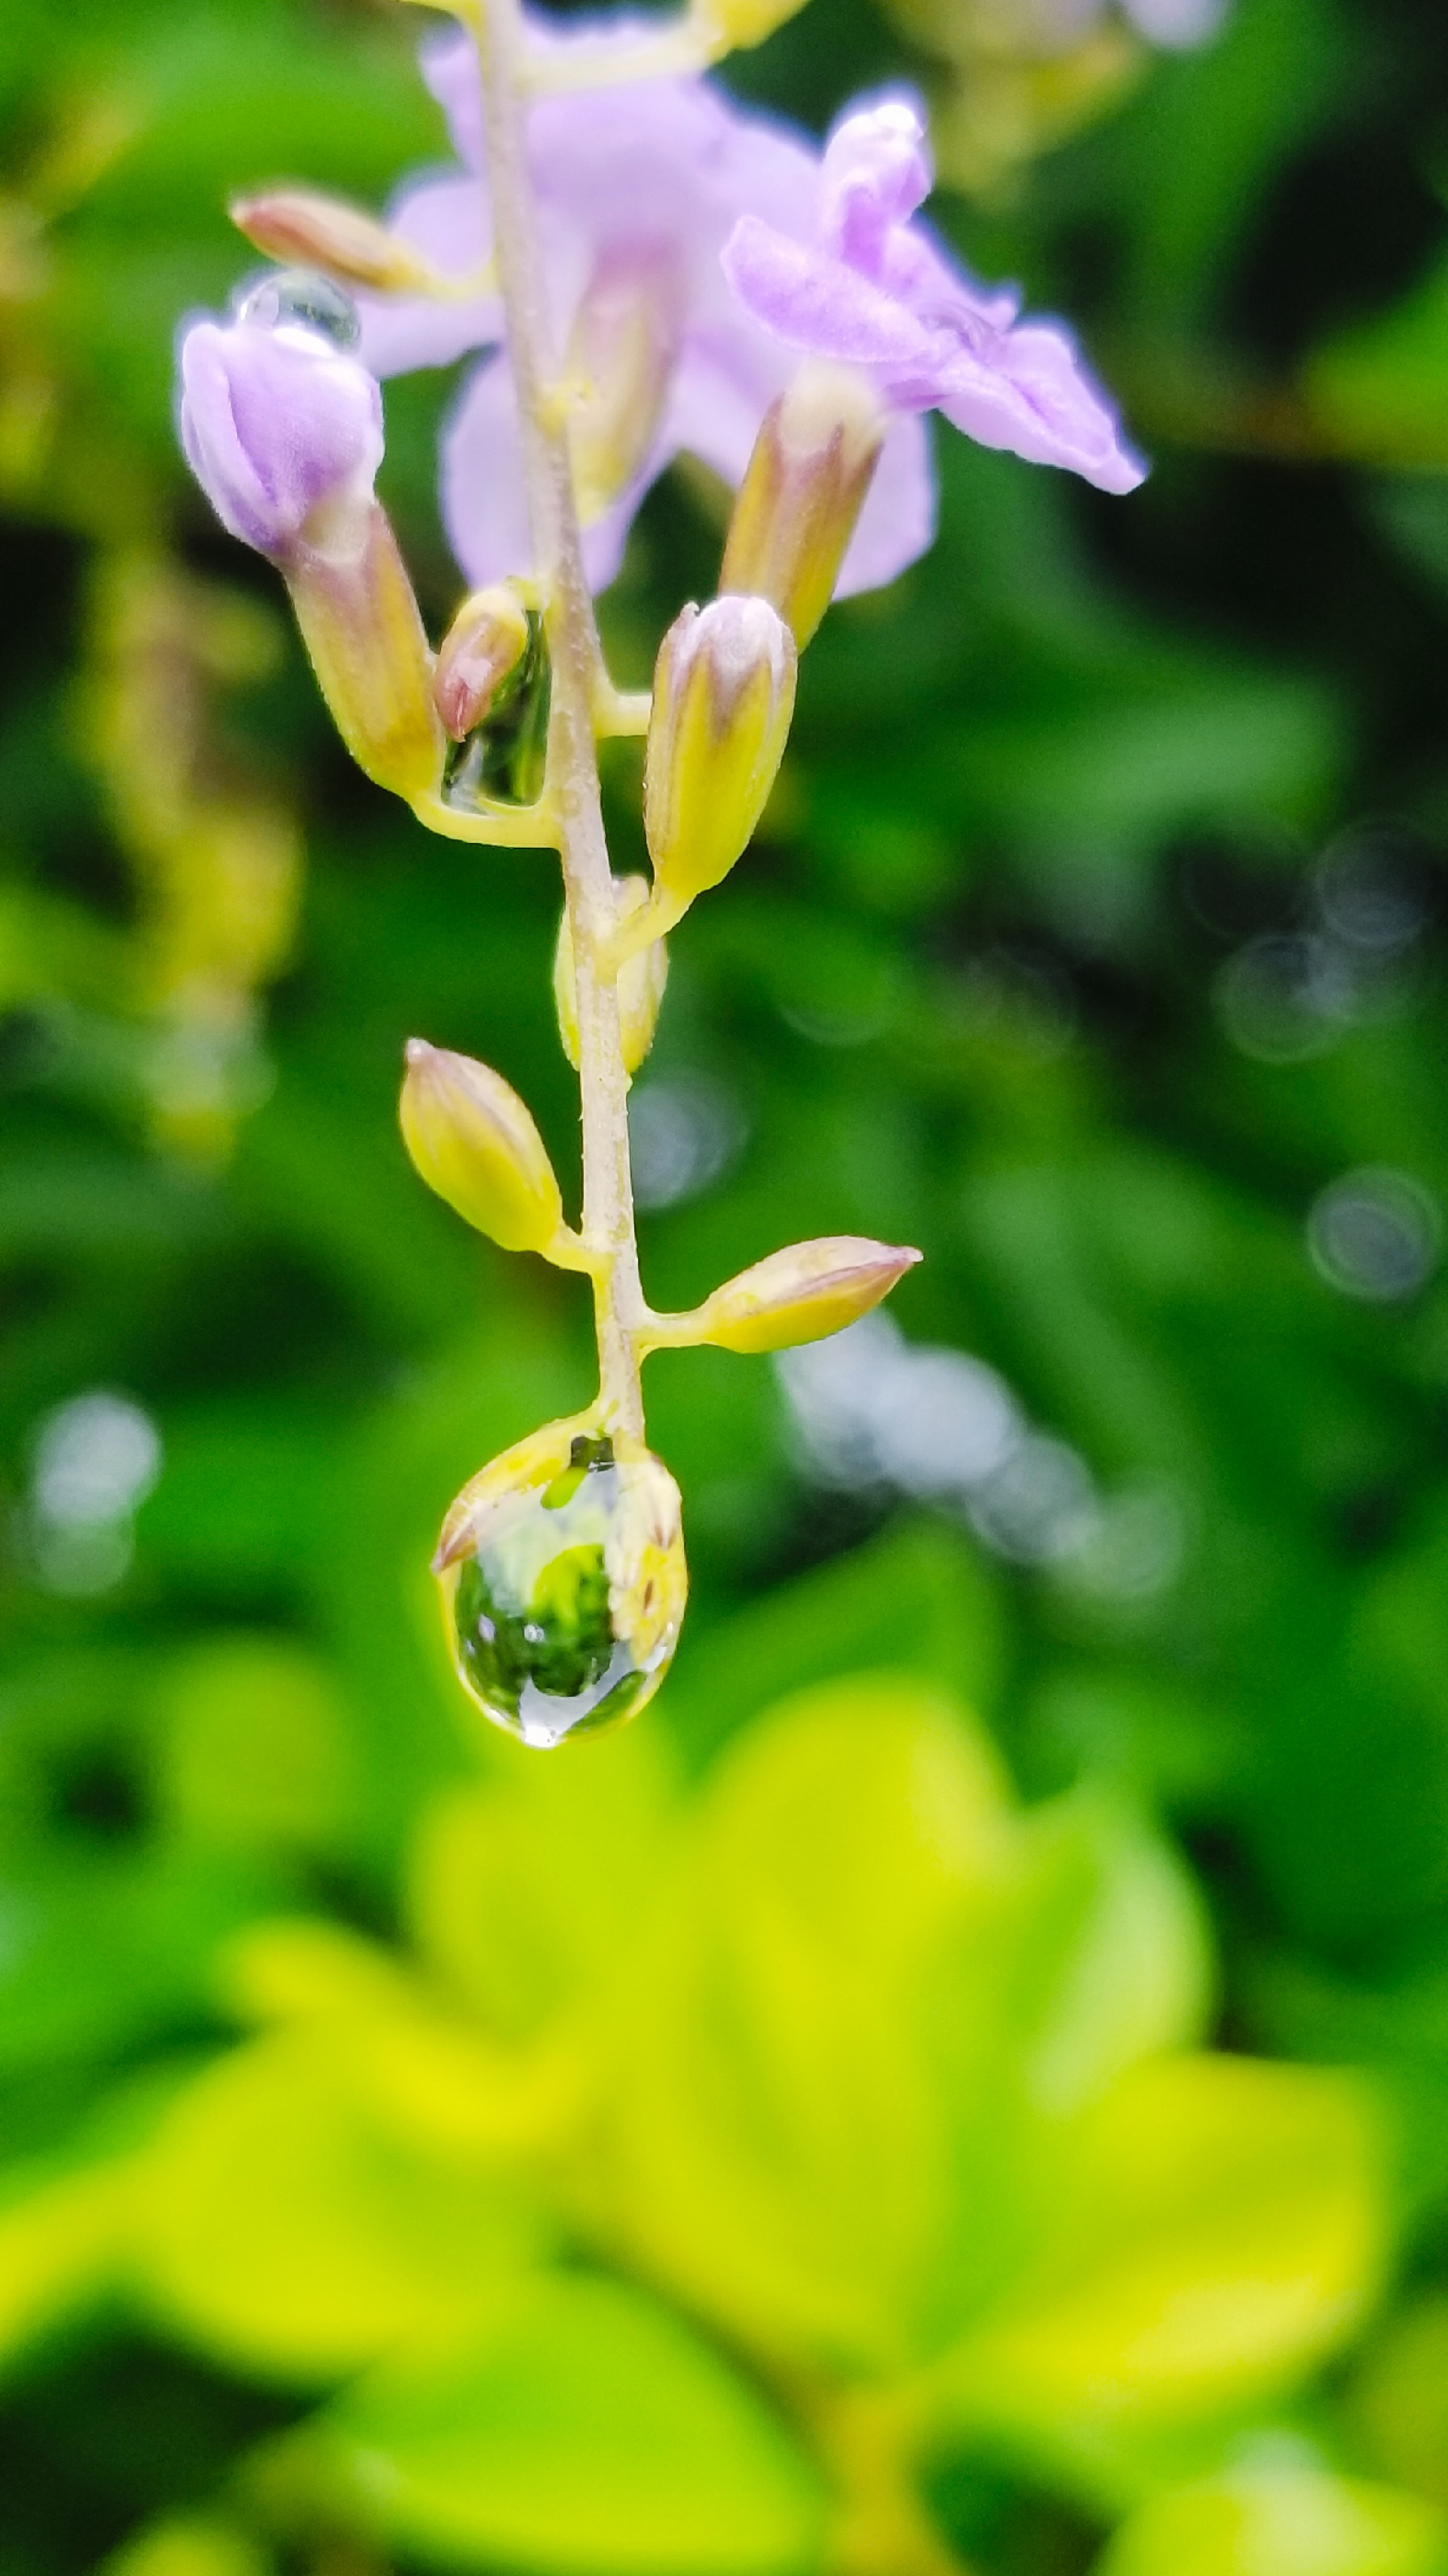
[434,1418,686,1748]
[236,267,361,348]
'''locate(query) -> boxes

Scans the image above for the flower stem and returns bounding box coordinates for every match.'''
[463,0,647,1439]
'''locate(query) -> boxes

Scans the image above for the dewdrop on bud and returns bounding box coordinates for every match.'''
[554,877,668,1076]
[434,1416,688,1746]
[643,596,796,912]
[400,1039,563,1253]
[719,360,887,648]
[434,584,532,741]
[691,0,812,50]
[667,1236,922,1354]
[231,192,443,296]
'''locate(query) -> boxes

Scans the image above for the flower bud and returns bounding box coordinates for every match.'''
[179,305,382,560]
[230,191,442,296]
[664,1235,922,1355]
[433,584,532,741]
[554,876,669,1077]
[692,0,811,47]
[643,595,796,912]
[434,1416,687,1746]
[399,1039,563,1254]
[179,302,441,798]
[719,360,887,647]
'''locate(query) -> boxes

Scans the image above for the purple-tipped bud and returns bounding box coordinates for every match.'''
[433,584,532,741]
[178,309,383,562]
[177,299,441,800]
[643,594,796,912]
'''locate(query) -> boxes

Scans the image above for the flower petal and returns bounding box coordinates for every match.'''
[722,216,949,379]
[818,97,932,274]
[179,317,383,556]
[835,408,936,598]
[440,354,535,590]
[356,176,502,379]
[937,320,1146,492]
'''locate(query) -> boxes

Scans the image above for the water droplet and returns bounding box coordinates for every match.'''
[237,267,360,348]
[443,607,551,811]
[434,1423,686,1748]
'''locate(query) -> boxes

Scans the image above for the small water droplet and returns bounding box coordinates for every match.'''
[237,267,360,348]
[435,1425,686,1748]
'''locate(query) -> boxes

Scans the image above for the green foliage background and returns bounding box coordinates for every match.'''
[6,0,1448,2571]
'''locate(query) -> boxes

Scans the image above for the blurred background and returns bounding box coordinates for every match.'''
[6,0,1448,2571]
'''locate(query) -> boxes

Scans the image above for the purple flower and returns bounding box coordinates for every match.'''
[358,16,934,601]
[179,308,384,559]
[722,96,1146,496]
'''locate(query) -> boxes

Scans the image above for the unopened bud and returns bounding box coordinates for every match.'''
[643,595,796,912]
[231,191,442,296]
[434,584,532,740]
[400,1038,563,1253]
[434,1415,687,1746]
[678,1235,922,1354]
[719,360,886,647]
[179,302,441,799]
[554,877,669,1076]
[691,0,811,51]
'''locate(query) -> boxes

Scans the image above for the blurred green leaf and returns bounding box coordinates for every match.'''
[937,2055,1385,2509]
[309,2274,825,2576]
[130,2032,547,2381]
[1097,2464,1448,2576]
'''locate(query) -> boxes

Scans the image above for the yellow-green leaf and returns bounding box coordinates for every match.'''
[311,2273,824,2576]
[934,2054,1386,2509]
[1099,2465,1448,2576]
[130,2032,545,2381]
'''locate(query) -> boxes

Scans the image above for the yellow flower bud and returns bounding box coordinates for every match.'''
[643,594,796,913]
[434,1415,687,1746]
[433,584,532,741]
[230,192,445,296]
[720,360,887,648]
[398,1038,563,1254]
[285,501,443,799]
[653,1234,922,1355]
[554,876,669,1077]
[691,0,811,46]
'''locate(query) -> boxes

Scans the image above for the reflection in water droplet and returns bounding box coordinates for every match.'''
[236,268,360,348]
[1308,1167,1440,1303]
[435,1426,686,1748]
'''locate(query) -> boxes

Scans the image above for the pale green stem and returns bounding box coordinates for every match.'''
[462,0,647,1438]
